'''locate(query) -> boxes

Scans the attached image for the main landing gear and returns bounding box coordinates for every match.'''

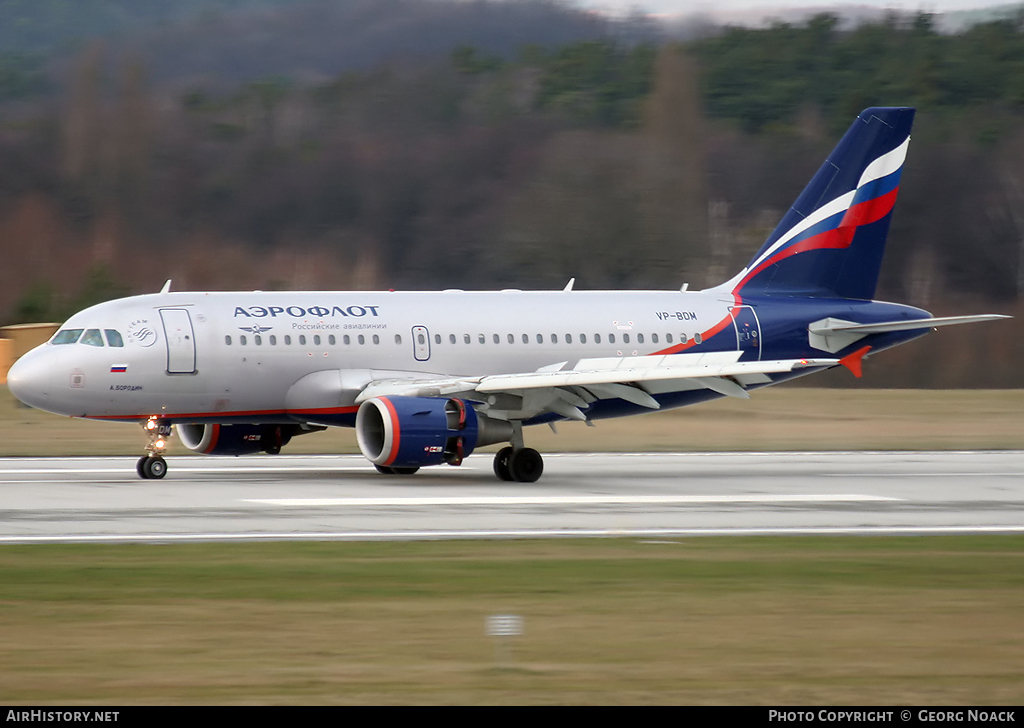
[493,446,543,482]
[137,417,172,479]
[492,423,543,482]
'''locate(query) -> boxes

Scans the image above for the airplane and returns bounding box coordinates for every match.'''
[6,107,1009,481]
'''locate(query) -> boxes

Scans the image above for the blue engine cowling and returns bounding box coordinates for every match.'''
[177,423,294,456]
[356,397,489,468]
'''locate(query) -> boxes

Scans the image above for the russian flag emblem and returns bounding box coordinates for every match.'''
[110,365,128,373]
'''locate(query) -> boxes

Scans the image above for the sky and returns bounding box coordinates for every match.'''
[570,0,1015,15]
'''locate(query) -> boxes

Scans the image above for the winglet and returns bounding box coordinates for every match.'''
[159,280,172,294]
[839,345,871,378]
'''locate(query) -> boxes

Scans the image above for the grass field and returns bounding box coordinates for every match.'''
[0,537,1021,704]
[1,387,1021,703]
[1,386,1022,456]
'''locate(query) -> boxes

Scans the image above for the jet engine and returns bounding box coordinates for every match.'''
[356,396,511,469]
[176,423,296,456]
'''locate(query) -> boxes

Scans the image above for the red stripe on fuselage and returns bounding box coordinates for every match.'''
[651,294,741,356]
[90,405,359,423]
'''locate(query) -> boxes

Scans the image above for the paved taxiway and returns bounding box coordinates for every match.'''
[0,451,1022,543]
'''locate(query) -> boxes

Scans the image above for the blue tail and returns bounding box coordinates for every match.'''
[722,107,915,301]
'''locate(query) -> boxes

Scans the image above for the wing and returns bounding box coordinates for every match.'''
[354,351,837,422]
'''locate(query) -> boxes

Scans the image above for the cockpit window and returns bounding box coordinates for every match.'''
[52,329,84,345]
[104,330,124,347]
[80,329,105,347]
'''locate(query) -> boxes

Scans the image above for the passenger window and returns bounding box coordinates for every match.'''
[435,334,441,345]
[255,335,262,345]
[694,333,703,344]
[240,335,248,346]
[594,333,601,344]
[313,335,321,346]
[493,334,500,344]
[344,335,350,345]
[522,334,529,344]
[225,335,232,346]
[299,335,306,345]
[396,335,402,344]
[536,334,543,344]
[285,335,292,345]
[580,334,586,343]
[270,335,278,345]
[550,334,557,343]
[358,335,365,345]
[105,330,124,347]
[464,334,471,344]
[623,333,630,344]
[680,333,688,344]
[565,334,572,344]
[507,334,514,344]
[372,334,379,345]
[450,334,457,344]
[651,333,658,344]
[478,334,485,344]
[81,329,104,347]
[609,333,615,344]
[328,335,335,345]
[52,329,84,345]
[637,333,644,344]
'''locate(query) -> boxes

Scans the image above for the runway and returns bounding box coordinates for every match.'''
[1,451,1023,543]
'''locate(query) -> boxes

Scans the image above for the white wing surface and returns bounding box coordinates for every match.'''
[354,352,837,421]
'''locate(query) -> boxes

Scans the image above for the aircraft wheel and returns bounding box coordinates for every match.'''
[493,447,514,481]
[136,456,150,479]
[142,456,167,480]
[509,447,543,483]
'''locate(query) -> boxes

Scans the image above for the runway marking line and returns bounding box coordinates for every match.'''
[243,494,902,507]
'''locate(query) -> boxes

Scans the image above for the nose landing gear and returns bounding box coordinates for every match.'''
[137,417,171,479]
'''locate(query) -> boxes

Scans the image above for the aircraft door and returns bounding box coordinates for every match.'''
[412,326,431,362]
[729,305,762,361]
[160,309,197,374]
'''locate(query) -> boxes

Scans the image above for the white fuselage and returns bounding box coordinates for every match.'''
[10,289,751,423]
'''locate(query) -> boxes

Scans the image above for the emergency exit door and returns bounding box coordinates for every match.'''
[412,326,431,362]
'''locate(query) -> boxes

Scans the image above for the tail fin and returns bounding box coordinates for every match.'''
[722,107,915,300]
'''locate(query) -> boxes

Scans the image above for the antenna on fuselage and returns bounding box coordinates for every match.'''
[563,278,575,292]
[159,280,172,294]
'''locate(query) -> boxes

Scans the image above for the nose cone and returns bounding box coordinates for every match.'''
[7,347,59,413]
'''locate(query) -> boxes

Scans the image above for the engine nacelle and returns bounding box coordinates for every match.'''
[177,423,295,456]
[356,396,511,468]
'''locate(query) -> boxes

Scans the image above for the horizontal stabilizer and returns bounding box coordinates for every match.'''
[808,314,1011,353]
[809,314,1010,336]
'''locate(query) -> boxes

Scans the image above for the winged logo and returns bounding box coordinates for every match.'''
[239,325,273,334]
